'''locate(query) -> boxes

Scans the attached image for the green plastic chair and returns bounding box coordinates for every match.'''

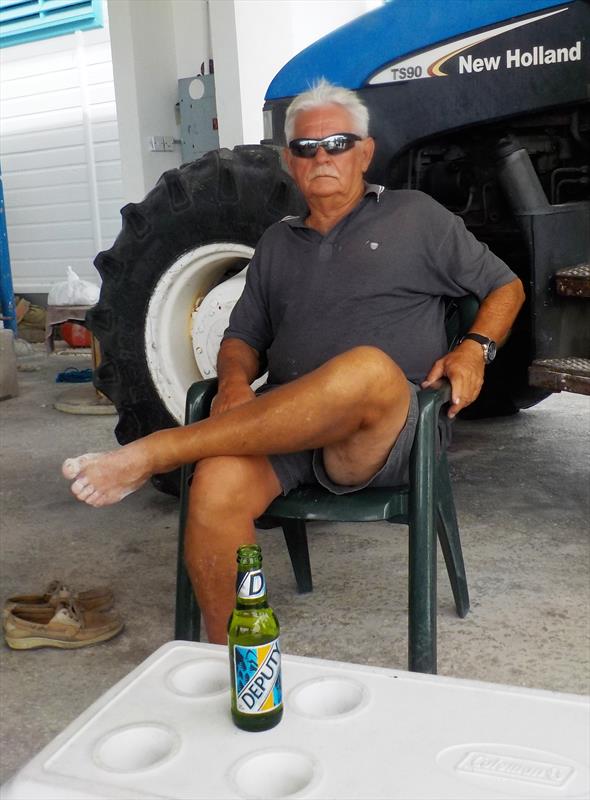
[175,297,477,674]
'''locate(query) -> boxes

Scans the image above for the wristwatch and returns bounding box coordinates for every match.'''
[459,333,497,364]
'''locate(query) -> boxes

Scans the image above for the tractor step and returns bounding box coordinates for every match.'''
[529,357,590,395]
[555,264,590,298]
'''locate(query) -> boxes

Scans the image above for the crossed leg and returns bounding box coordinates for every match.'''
[63,347,411,642]
[63,346,411,505]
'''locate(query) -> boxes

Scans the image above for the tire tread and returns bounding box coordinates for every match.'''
[88,146,305,495]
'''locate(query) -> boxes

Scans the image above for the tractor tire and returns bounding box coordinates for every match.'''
[86,146,305,495]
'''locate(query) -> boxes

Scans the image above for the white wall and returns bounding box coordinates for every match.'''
[109,0,381,198]
[171,0,210,79]
[108,0,198,202]
[107,0,214,202]
[0,3,123,292]
[207,0,243,149]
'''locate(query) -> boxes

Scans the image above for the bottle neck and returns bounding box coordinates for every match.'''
[235,567,268,609]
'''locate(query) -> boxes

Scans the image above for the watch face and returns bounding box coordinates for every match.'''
[487,341,497,363]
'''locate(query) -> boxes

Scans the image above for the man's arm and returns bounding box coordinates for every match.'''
[422,277,526,418]
[211,337,262,416]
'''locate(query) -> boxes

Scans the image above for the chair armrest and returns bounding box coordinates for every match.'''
[416,379,452,421]
[410,379,451,479]
[185,378,218,424]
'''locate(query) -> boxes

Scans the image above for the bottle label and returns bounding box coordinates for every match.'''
[236,569,266,600]
[234,638,282,714]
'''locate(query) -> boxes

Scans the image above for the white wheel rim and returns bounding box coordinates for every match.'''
[145,242,254,423]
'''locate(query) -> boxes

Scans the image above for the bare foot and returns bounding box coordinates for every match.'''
[62,444,152,507]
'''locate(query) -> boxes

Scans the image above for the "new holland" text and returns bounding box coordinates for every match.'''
[459,41,581,73]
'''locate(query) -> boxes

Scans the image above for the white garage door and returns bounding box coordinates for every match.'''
[0,1,122,293]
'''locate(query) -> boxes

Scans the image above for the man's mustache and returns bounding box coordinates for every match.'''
[309,168,338,179]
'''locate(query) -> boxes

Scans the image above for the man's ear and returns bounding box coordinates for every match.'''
[361,137,376,173]
[283,147,294,176]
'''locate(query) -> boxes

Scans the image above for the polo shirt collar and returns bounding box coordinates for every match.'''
[365,182,385,200]
[281,182,385,228]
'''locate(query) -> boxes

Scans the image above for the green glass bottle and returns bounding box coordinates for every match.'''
[228,544,283,731]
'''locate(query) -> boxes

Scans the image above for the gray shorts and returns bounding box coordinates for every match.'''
[267,382,420,496]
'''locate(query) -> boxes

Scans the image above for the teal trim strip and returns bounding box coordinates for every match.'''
[0,0,103,48]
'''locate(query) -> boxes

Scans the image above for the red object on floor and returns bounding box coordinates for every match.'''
[61,322,92,347]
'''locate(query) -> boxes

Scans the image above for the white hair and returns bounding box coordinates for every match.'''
[284,78,370,143]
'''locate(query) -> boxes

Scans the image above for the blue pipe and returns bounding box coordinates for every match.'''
[0,165,17,335]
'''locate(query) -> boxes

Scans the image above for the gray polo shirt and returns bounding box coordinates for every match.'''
[224,187,517,386]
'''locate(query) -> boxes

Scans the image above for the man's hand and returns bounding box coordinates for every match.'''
[211,381,256,417]
[422,278,525,418]
[422,339,485,418]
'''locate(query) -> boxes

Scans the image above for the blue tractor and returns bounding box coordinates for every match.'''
[88,0,589,494]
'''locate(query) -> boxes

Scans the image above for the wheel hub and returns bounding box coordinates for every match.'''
[191,274,247,380]
[144,243,253,424]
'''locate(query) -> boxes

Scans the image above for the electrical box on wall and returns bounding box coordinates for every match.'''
[178,74,220,163]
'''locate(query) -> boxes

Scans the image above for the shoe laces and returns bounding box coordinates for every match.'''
[44,580,71,600]
[55,600,85,627]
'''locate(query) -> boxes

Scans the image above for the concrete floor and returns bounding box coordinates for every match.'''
[1,345,589,785]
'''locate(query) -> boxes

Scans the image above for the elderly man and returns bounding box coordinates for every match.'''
[63,81,525,644]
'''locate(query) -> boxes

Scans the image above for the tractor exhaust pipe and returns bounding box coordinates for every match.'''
[496,135,549,216]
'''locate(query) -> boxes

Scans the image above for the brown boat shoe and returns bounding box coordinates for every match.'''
[3,580,114,617]
[3,600,124,650]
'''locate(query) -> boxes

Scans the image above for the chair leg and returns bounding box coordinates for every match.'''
[436,455,470,619]
[408,416,438,674]
[174,463,201,641]
[281,520,313,594]
[175,560,202,641]
[408,508,437,673]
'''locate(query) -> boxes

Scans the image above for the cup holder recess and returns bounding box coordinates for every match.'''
[228,748,320,799]
[289,676,368,720]
[165,658,229,698]
[93,723,180,773]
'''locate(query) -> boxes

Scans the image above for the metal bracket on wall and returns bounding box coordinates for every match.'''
[178,74,220,164]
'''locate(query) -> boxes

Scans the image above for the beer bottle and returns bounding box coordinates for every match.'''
[228,544,283,731]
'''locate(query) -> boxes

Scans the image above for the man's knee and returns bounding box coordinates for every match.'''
[189,456,253,523]
[335,346,406,399]
[333,346,399,379]
[188,455,278,528]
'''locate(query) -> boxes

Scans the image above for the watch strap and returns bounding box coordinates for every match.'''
[461,333,490,347]
[459,332,497,364]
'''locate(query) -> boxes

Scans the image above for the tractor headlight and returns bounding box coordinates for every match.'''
[263,109,274,142]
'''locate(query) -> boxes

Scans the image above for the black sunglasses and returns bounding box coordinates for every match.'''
[288,133,362,159]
